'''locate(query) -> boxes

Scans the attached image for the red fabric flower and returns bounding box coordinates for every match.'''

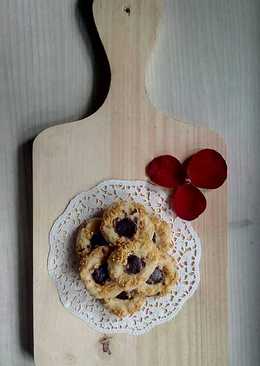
[146,149,227,221]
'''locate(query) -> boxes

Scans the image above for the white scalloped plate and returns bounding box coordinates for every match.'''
[48,180,201,335]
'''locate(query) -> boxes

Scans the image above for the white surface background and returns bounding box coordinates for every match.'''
[0,0,259,365]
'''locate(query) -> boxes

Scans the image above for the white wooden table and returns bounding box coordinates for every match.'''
[0,1,259,365]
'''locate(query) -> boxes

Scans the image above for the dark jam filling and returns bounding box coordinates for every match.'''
[115,218,137,238]
[92,264,109,284]
[146,267,164,284]
[116,291,130,300]
[125,255,145,274]
[90,231,109,249]
[152,232,157,243]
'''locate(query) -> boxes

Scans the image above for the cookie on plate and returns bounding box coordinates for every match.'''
[108,239,159,289]
[75,218,109,258]
[80,246,123,299]
[101,201,154,245]
[150,215,172,253]
[103,290,145,318]
[138,253,178,297]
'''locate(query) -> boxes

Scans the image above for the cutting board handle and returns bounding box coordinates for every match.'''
[93,0,162,103]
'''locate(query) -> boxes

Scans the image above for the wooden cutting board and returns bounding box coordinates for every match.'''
[33,1,228,365]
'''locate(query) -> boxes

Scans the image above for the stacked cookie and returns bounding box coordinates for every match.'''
[75,201,178,318]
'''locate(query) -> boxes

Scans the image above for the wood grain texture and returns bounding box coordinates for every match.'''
[33,1,227,365]
[1,1,260,366]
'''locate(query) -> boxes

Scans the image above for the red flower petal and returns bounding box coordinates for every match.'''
[186,149,227,189]
[146,155,185,189]
[182,156,192,171]
[170,184,206,221]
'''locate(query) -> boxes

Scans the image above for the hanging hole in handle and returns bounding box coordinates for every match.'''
[123,6,131,16]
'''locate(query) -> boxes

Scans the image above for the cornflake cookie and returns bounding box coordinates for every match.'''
[76,200,179,318]
[138,253,178,297]
[101,201,154,245]
[103,290,145,318]
[107,239,159,289]
[80,246,123,299]
[150,215,172,253]
[75,218,109,258]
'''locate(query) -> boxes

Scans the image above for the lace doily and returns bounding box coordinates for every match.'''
[48,180,201,335]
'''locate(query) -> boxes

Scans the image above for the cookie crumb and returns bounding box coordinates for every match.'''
[99,335,112,355]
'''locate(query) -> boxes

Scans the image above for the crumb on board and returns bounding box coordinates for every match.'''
[99,335,113,355]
